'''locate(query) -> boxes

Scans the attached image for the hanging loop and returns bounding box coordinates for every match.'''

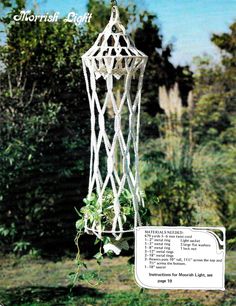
[107,5,126,34]
[111,0,118,6]
[110,5,120,23]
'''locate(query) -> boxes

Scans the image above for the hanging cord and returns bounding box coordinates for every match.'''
[111,0,117,6]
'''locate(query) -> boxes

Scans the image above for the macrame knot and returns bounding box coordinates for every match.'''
[81,3,148,239]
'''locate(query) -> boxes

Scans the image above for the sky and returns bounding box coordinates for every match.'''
[2,0,236,66]
[147,0,236,66]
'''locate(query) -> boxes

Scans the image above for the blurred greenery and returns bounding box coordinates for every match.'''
[0,0,95,254]
[0,0,235,257]
[139,18,236,245]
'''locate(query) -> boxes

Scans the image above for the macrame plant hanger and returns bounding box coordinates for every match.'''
[82,1,147,240]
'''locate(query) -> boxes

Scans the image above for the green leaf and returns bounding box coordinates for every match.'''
[75,219,84,231]
[94,252,103,265]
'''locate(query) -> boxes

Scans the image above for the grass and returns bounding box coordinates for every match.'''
[0,251,235,306]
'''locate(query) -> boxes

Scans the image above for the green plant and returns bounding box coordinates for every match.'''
[0,223,16,239]
[77,189,135,232]
[13,241,31,255]
[74,188,149,285]
[76,188,149,240]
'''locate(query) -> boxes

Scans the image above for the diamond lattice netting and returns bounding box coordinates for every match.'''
[82,6,147,239]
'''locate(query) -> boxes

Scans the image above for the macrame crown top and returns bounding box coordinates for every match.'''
[82,6,147,79]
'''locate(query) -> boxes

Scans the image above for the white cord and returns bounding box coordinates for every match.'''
[82,6,147,240]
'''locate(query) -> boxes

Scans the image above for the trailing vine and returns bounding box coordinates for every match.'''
[74,189,150,285]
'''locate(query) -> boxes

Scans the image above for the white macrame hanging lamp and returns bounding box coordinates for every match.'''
[82,3,147,240]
